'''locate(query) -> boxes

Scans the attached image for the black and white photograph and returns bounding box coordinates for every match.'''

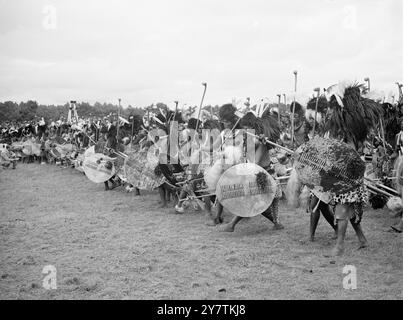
[0,0,402,304]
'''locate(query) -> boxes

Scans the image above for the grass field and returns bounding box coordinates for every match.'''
[0,163,402,299]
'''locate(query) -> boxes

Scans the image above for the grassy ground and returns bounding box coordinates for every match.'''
[0,163,402,299]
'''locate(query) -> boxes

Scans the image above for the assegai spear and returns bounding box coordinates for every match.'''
[364,77,370,92]
[116,98,121,140]
[195,82,207,132]
[291,70,298,148]
[312,87,320,136]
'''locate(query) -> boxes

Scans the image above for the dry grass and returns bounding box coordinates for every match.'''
[0,163,402,300]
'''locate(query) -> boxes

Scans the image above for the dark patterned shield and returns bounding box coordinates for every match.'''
[294,136,365,194]
[123,148,165,190]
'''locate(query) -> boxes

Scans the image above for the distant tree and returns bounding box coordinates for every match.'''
[0,101,19,122]
[18,100,38,121]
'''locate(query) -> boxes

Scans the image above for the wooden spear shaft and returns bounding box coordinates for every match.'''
[116,98,121,140]
[291,71,297,148]
[195,83,207,132]
[313,88,320,136]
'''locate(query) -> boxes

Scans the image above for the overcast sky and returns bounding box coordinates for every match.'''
[0,0,402,109]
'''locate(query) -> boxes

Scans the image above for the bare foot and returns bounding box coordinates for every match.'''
[218,223,235,232]
[390,226,402,233]
[205,218,217,226]
[331,245,344,256]
[273,223,284,230]
[205,216,223,226]
[358,241,368,249]
[215,217,224,224]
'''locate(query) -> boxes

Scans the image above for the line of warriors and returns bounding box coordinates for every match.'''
[2,85,403,256]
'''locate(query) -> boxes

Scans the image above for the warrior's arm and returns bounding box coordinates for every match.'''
[255,143,266,166]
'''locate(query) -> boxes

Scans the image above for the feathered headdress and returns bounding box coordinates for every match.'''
[219,103,239,127]
[239,112,264,135]
[305,96,328,124]
[381,102,400,146]
[261,107,280,143]
[289,101,304,114]
[324,81,383,147]
[238,107,280,144]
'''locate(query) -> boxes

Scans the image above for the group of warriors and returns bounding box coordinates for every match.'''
[1,81,403,256]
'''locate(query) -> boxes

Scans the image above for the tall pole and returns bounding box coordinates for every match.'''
[277,94,281,126]
[147,107,150,129]
[131,116,135,143]
[364,77,370,92]
[396,82,403,105]
[117,98,121,141]
[313,87,320,136]
[291,70,298,148]
[170,100,178,125]
[195,82,207,132]
[70,100,78,124]
[379,118,387,150]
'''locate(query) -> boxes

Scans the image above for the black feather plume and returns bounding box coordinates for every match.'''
[324,83,383,146]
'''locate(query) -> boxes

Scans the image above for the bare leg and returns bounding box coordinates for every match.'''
[262,198,284,229]
[310,198,337,241]
[391,217,403,233]
[158,186,167,208]
[310,211,321,241]
[216,202,224,222]
[219,216,243,232]
[309,196,320,241]
[204,196,213,221]
[174,189,187,213]
[320,202,337,235]
[165,188,171,203]
[332,219,348,256]
[350,219,368,249]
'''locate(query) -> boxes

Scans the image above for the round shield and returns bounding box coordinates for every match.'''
[55,143,74,159]
[84,146,95,157]
[123,148,165,190]
[83,153,116,183]
[22,141,33,155]
[74,152,85,173]
[49,147,61,159]
[294,136,365,195]
[216,163,277,217]
[11,142,23,151]
[30,141,41,156]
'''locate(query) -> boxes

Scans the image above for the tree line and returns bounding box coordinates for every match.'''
[0,101,150,123]
[0,100,287,124]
